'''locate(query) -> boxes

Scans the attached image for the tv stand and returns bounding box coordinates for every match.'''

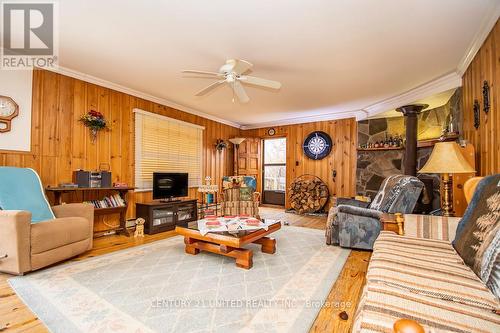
[136,199,197,235]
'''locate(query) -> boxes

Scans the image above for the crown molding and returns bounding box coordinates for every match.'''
[240,110,367,130]
[43,65,242,129]
[362,71,462,118]
[457,2,500,76]
[240,70,462,129]
[39,64,463,130]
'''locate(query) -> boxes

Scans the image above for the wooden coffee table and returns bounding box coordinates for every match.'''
[175,219,281,269]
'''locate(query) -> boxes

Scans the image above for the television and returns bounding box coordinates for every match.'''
[153,172,188,201]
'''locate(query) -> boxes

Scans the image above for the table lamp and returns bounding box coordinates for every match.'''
[229,137,246,175]
[418,142,475,216]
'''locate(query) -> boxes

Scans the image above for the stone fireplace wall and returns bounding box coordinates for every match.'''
[357,150,403,198]
[356,148,437,191]
[356,89,462,210]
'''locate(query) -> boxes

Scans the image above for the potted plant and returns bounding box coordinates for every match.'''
[79,110,108,143]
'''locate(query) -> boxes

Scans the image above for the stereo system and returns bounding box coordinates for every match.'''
[73,170,112,188]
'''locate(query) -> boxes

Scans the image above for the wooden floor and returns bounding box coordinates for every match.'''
[0,207,370,333]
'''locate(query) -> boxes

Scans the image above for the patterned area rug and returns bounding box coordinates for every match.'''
[9,226,350,333]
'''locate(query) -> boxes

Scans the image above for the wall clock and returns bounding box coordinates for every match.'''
[267,127,276,136]
[303,131,332,160]
[0,95,19,133]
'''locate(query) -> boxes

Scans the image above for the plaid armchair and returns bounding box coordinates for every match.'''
[220,176,260,218]
[326,175,424,250]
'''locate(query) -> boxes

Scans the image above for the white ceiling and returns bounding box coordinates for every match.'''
[55,0,498,128]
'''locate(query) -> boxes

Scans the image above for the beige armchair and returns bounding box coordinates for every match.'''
[0,203,94,275]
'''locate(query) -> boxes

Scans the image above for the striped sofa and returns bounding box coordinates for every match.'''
[354,231,500,332]
[353,215,500,332]
[354,175,500,332]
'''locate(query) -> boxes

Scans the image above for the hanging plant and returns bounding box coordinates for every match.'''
[214,139,228,151]
[79,110,108,143]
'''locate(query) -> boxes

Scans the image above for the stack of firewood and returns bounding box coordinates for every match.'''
[289,175,329,214]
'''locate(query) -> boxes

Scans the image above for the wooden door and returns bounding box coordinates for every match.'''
[237,138,262,190]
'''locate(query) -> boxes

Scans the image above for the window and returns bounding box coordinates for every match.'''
[134,109,204,190]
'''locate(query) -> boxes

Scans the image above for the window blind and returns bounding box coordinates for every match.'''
[134,109,204,190]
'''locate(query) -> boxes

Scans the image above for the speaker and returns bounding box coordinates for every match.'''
[100,171,112,188]
[73,170,90,188]
[73,170,112,188]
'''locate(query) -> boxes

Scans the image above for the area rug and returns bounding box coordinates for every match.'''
[9,226,350,333]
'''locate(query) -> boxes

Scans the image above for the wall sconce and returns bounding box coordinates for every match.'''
[214,139,227,151]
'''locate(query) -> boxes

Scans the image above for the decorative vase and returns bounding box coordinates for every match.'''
[90,128,98,144]
[80,110,108,144]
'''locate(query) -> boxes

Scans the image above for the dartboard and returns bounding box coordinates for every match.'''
[303,131,332,160]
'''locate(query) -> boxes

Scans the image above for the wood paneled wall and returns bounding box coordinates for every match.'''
[243,119,357,209]
[462,19,500,175]
[0,69,358,229]
[0,69,240,231]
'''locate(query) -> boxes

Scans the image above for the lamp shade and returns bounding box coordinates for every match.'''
[418,142,475,174]
[229,137,246,145]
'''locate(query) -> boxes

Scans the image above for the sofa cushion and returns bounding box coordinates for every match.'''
[353,282,500,333]
[0,167,55,223]
[403,214,462,241]
[31,217,91,254]
[370,232,500,311]
[453,174,500,295]
[353,232,500,333]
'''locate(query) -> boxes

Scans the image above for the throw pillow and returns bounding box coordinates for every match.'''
[478,225,500,299]
[453,174,500,287]
[240,187,253,201]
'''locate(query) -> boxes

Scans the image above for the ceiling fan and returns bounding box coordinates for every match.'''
[182,59,282,103]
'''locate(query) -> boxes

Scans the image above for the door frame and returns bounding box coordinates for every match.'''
[261,137,287,206]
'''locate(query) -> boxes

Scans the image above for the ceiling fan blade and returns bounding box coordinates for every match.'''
[226,59,253,75]
[239,75,282,89]
[182,70,223,77]
[195,80,226,96]
[233,81,250,103]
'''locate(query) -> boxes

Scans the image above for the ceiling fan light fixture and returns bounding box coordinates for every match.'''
[182,59,281,103]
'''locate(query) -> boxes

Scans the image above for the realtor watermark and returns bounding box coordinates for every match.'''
[151,298,352,310]
[1,1,58,69]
